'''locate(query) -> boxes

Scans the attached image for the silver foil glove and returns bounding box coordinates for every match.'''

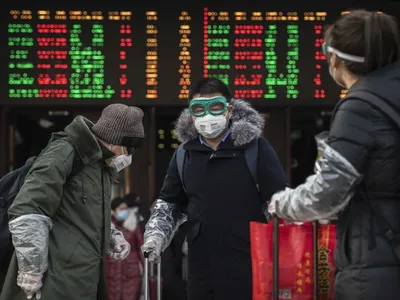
[268,132,361,222]
[9,214,53,274]
[141,199,187,262]
[108,224,131,260]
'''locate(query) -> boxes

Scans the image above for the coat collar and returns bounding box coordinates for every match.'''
[50,116,109,165]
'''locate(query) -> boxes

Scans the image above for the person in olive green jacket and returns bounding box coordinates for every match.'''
[0,104,145,300]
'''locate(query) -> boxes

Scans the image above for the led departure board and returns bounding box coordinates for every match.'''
[0,6,363,106]
[203,10,302,100]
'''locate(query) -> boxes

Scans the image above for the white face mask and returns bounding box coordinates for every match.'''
[109,146,132,172]
[329,64,346,88]
[194,114,227,139]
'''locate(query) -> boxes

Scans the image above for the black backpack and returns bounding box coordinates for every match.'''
[342,90,400,263]
[0,138,83,271]
[0,157,36,262]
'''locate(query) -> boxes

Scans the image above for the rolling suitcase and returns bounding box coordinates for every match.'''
[271,216,320,300]
[143,252,162,300]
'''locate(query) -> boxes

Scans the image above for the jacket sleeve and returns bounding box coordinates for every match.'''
[8,139,75,274]
[268,99,369,221]
[8,139,75,219]
[327,99,375,172]
[158,150,189,209]
[258,137,289,201]
[144,150,188,252]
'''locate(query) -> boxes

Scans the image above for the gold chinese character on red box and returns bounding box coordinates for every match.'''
[297,279,303,286]
[297,271,304,278]
[297,263,302,269]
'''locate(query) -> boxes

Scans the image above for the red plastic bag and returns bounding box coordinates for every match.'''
[250,222,336,300]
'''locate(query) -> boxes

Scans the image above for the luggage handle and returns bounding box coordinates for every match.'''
[272,218,320,300]
[272,215,279,300]
[143,251,162,300]
[313,221,319,300]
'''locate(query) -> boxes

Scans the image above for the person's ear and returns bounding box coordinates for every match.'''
[227,105,233,119]
[330,53,340,68]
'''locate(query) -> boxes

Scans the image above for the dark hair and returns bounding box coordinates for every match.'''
[124,193,139,208]
[111,197,125,211]
[324,10,400,76]
[188,78,232,102]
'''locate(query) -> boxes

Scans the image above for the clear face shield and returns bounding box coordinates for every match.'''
[322,41,365,63]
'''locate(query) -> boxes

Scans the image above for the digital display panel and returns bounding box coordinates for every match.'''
[5,10,136,102]
[0,6,361,106]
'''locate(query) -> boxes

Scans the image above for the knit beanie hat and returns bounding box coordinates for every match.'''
[92,104,144,148]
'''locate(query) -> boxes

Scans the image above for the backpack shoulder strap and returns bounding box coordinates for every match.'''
[70,148,84,178]
[346,91,400,261]
[346,90,400,130]
[56,137,84,178]
[244,137,259,191]
[176,143,186,191]
[38,137,84,179]
[176,139,259,192]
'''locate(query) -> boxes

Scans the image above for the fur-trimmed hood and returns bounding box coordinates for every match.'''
[175,99,265,146]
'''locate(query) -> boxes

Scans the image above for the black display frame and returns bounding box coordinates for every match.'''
[0,1,394,107]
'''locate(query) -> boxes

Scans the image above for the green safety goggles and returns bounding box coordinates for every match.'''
[189,96,228,117]
[322,42,328,56]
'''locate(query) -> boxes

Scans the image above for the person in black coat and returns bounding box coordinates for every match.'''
[268,10,400,300]
[160,221,189,300]
[142,78,288,300]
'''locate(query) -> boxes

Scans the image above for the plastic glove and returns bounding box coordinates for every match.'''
[141,236,163,263]
[318,219,330,225]
[267,196,278,217]
[108,230,131,260]
[17,272,43,299]
[181,237,188,256]
[267,200,302,225]
[268,132,361,222]
[9,215,51,300]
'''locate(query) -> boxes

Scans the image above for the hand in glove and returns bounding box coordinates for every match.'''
[17,272,43,299]
[108,230,131,260]
[141,237,163,263]
[267,198,301,225]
